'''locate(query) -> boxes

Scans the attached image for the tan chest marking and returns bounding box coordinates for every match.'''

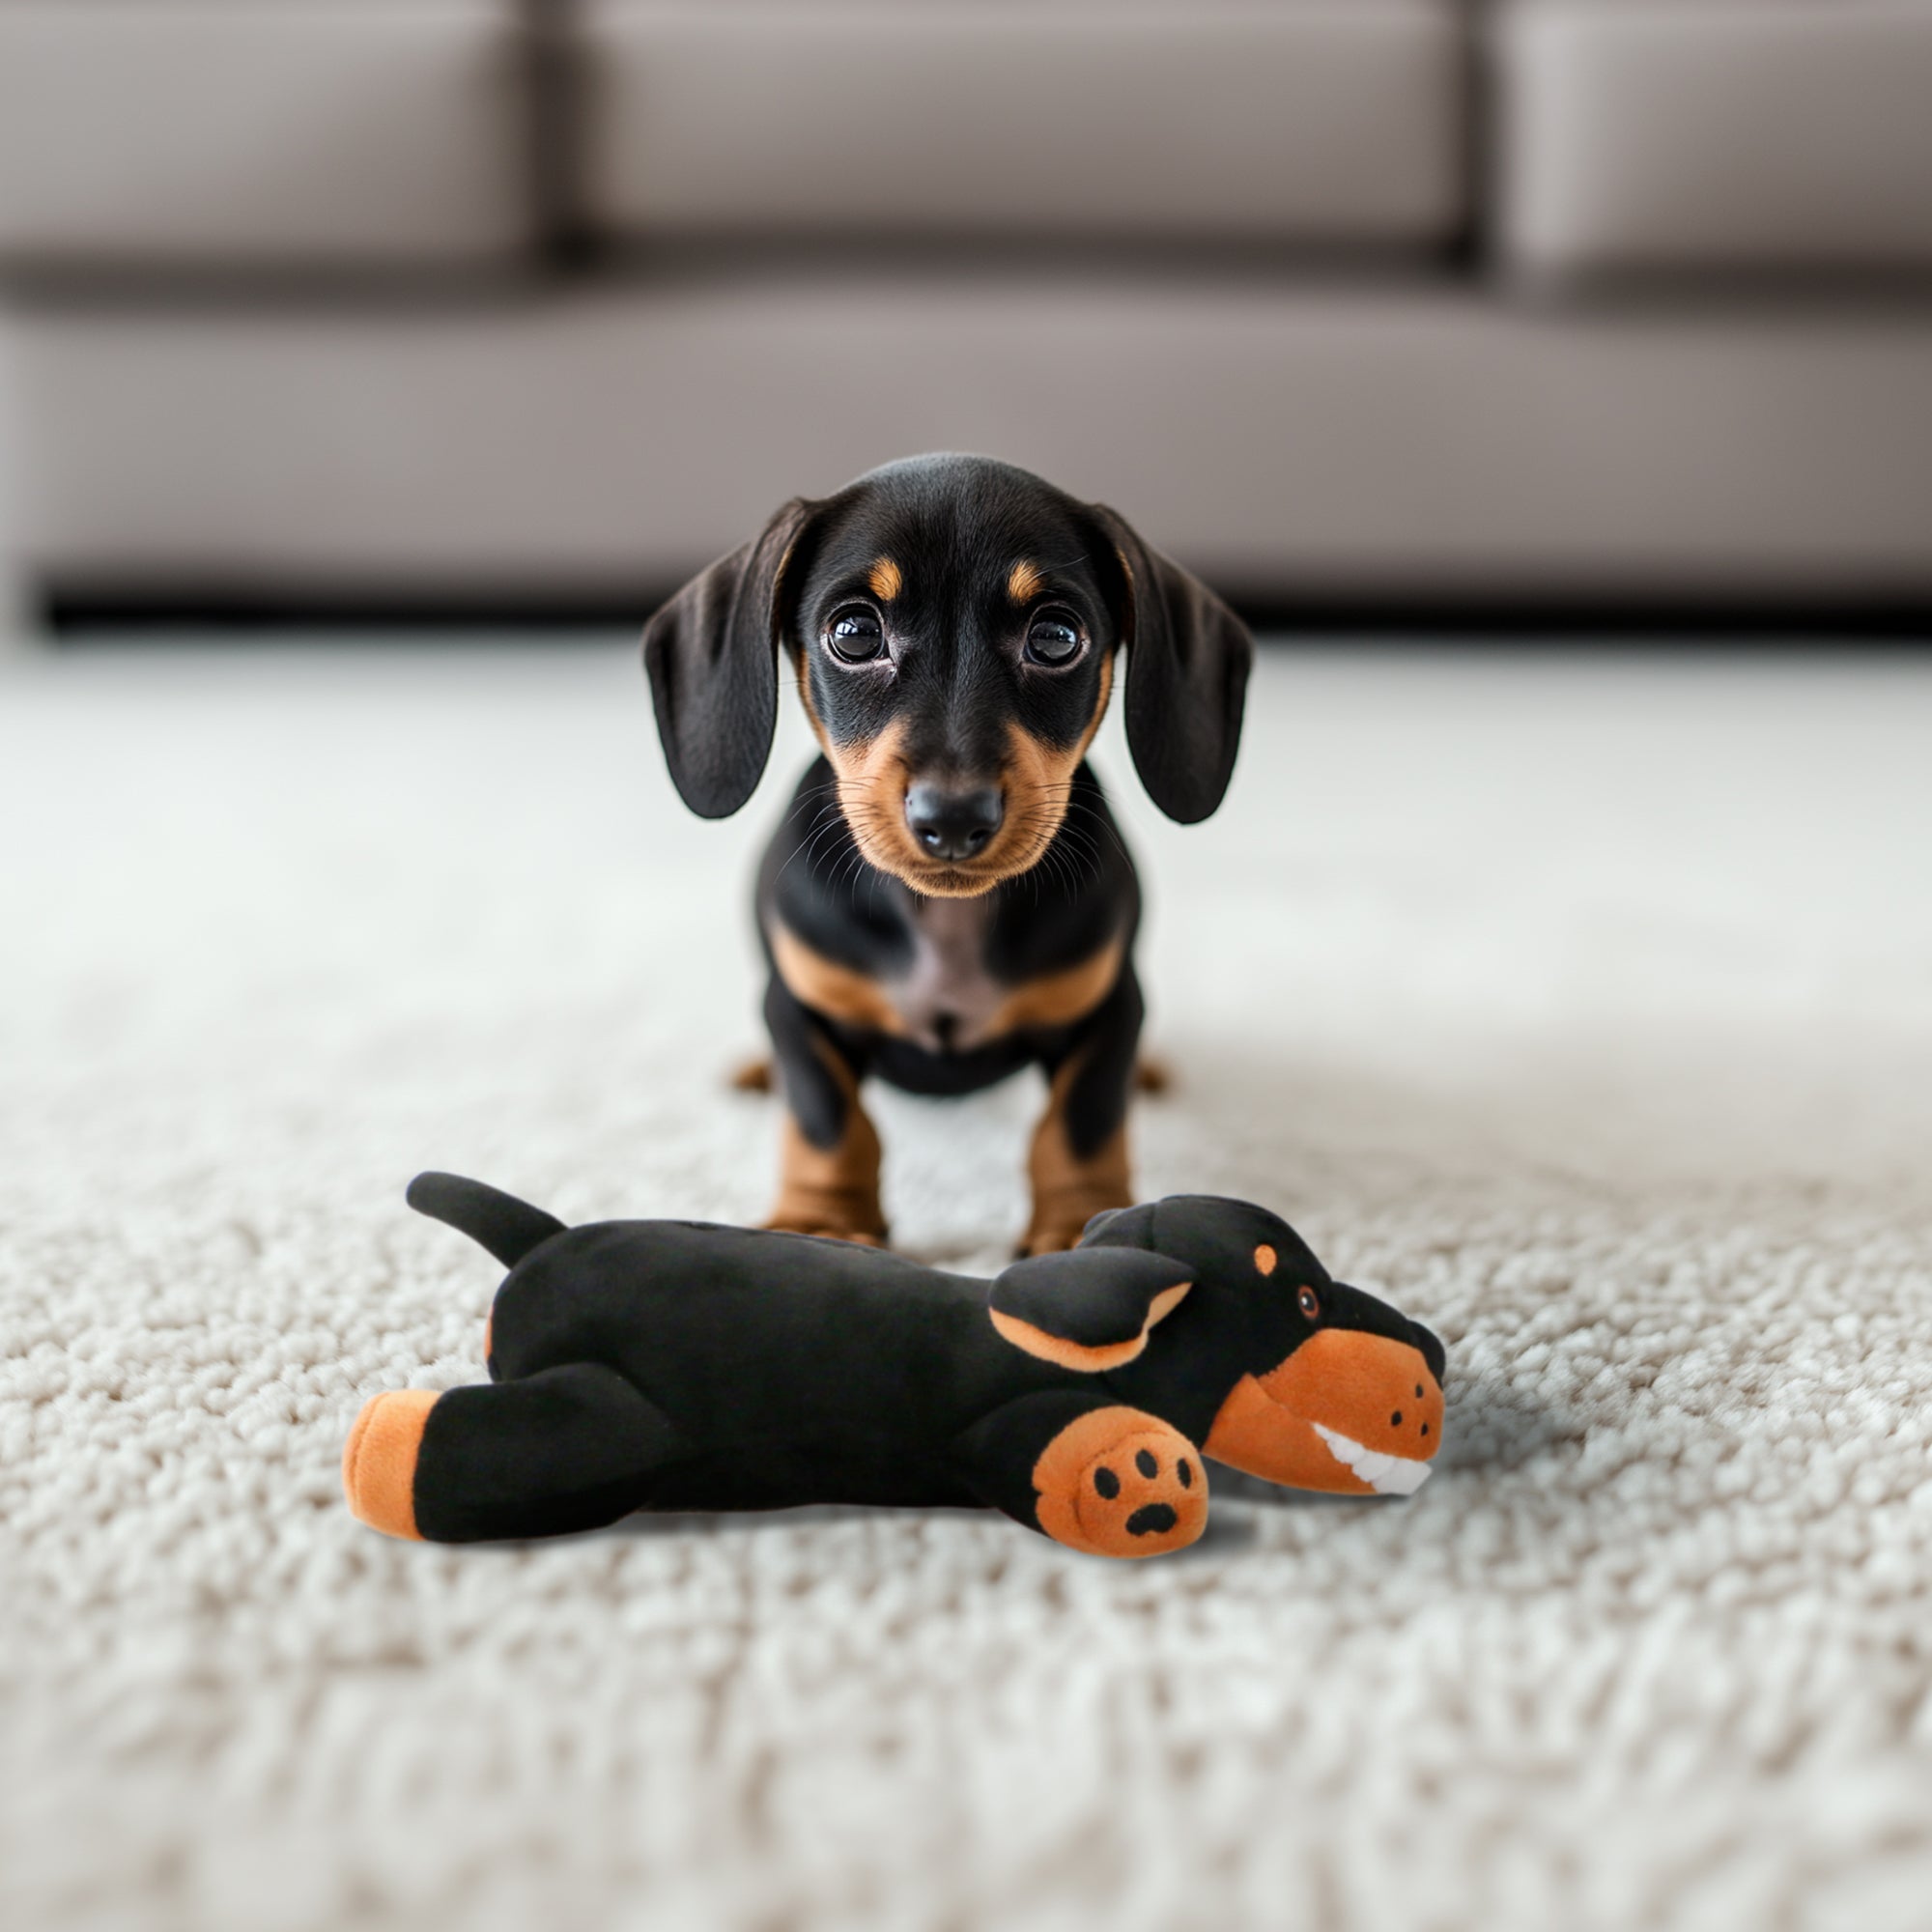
[894,895,1003,1049]
[984,936,1123,1037]
[769,908,1123,1052]
[768,923,905,1036]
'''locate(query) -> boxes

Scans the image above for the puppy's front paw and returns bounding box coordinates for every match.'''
[1018,1184,1134,1256]
[1031,1406,1208,1558]
[763,1206,889,1248]
[1014,1217,1091,1258]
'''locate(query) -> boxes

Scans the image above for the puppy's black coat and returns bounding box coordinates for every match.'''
[642,455,1254,1253]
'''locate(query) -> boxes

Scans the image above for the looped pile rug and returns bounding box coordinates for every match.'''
[2,642,1928,1931]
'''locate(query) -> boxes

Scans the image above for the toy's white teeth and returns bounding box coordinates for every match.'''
[1312,1424,1434,1497]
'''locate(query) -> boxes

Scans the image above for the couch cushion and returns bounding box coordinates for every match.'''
[0,3,532,270]
[14,279,1932,597]
[579,1,1465,247]
[1493,0,1932,277]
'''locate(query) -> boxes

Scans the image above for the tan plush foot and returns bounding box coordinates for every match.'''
[342,1390,438,1540]
[1032,1406,1208,1558]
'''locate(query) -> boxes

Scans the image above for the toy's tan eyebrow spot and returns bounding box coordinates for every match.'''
[1008,559,1043,604]
[867,557,902,602]
[1254,1244,1277,1275]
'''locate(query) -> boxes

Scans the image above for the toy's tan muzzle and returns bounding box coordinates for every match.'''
[1204,1330,1442,1496]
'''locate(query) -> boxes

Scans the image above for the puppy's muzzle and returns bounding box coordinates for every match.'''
[904,783,1004,862]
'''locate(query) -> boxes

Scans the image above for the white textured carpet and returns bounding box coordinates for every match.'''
[3,641,1931,1932]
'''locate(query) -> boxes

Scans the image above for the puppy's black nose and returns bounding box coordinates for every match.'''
[904,784,1003,861]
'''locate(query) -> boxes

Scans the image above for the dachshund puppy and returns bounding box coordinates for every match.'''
[643,454,1252,1253]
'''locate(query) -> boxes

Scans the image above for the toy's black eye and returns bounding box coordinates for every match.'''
[824,606,885,664]
[1024,611,1085,667]
[1297,1286,1321,1321]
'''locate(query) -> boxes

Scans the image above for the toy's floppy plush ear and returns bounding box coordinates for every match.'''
[1074,1202,1160,1252]
[988,1249,1194,1373]
[642,497,818,818]
[1090,505,1253,825]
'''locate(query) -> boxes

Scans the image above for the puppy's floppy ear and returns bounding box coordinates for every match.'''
[1091,506,1253,824]
[642,497,817,818]
[988,1248,1194,1373]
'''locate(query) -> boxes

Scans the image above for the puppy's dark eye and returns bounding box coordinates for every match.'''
[824,606,885,664]
[1024,611,1085,668]
[1297,1286,1321,1321]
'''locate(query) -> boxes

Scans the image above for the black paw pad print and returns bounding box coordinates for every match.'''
[1092,1448,1197,1538]
[1037,1410,1210,1557]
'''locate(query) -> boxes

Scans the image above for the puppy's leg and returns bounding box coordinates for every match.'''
[762,974,888,1246]
[343,1363,682,1543]
[953,1391,1208,1558]
[1021,965,1143,1255]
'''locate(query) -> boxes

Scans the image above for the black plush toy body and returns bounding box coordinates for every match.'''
[345,1176,1446,1559]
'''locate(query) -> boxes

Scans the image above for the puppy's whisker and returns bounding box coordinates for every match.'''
[781,799,853,877]
[1063,798,1133,866]
[780,780,841,830]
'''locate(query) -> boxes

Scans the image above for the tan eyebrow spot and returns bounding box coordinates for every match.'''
[867,557,902,602]
[1007,560,1044,604]
[1254,1244,1277,1276]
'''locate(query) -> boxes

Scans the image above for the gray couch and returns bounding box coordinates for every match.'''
[3,1,1930,620]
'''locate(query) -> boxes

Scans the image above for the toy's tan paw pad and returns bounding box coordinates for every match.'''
[342,1389,438,1540]
[1032,1406,1208,1558]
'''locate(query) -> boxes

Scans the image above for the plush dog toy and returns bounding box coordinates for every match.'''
[344,1176,1446,1559]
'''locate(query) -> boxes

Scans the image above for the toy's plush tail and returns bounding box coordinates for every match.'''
[406,1172,566,1267]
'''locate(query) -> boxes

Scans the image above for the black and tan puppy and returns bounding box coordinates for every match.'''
[344,1175,1446,1559]
[643,453,1253,1253]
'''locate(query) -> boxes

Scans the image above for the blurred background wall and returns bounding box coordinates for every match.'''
[1,0,1930,629]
